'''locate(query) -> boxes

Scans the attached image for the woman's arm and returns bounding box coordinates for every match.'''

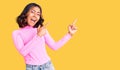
[44,30,72,50]
[12,30,41,56]
[38,19,77,50]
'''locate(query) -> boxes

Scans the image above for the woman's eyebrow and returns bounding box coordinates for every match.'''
[32,9,40,13]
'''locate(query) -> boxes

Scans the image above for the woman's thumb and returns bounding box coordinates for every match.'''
[37,25,41,30]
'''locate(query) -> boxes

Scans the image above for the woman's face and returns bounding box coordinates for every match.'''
[26,6,41,27]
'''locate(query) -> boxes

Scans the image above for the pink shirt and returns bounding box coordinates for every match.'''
[12,26,71,65]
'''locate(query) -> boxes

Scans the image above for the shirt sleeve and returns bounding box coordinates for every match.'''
[12,30,41,56]
[44,30,72,50]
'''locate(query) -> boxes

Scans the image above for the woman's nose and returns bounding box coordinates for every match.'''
[33,13,37,17]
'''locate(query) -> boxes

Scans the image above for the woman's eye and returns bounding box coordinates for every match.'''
[37,14,40,16]
[31,10,35,13]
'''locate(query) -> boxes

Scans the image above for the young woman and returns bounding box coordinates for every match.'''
[12,3,77,70]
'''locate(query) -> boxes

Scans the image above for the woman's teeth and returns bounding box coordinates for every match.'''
[31,19,36,23]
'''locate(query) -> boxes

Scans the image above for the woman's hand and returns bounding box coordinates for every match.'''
[37,25,46,37]
[37,23,49,37]
[68,19,78,36]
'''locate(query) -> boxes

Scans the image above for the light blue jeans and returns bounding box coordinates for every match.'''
[26,61,55,70]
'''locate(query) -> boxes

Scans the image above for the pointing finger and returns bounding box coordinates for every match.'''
[44,22,50,28]
[72,18,78,25]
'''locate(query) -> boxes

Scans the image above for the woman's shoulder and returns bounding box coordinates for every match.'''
[12,29,20,33]
[12,29,21,36]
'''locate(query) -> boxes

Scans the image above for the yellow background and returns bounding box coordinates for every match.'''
[0,0,120,70]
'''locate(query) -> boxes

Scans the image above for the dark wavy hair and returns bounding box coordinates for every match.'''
[16,3,44,28]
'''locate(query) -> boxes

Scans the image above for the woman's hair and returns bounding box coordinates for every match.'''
[16,3,44,28]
